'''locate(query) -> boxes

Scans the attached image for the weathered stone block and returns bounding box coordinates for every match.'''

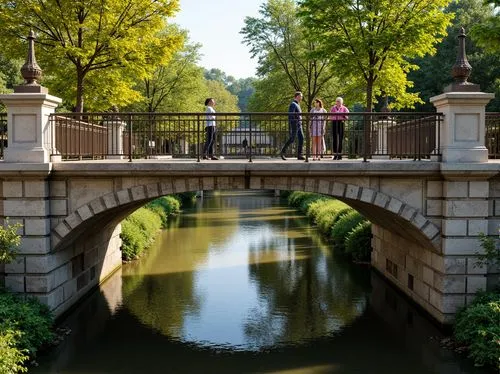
[24,218,50,236]
[466,276,486,294]
[442,237,482,255]
[3,181,23,197]
[18,237,51,254]
[469,181,489,198]
[466,258,487,275]
[24,180,48,198]
[444,181,468,198]
[102,193,118,209]
[423,266,435,287]
[426,200,442,216]
[443,200,488,218]
[422,223,439,241]
[442,220,467,236]
[77,205,93,221]
[434,274,465,293]
[5,276,24,292]
[26,274,54,293]
[145,183,160,199]
[5,256,25,273]
[345,184,359,200]
[50,199,68,216]
[360,188,374,203]
[401,205,416,221]
[467,219,488,236]
[317,180,330,195]
[427,181,442,198]
[387,198,403,214]
[50,180,67,197]
[4,200,49,217]
[53,263,72,288]
[116,189,131,205]
[374,192,389,208]
[160,180,175,194]
[65,212,82,230]
[442,295,466,314]
[90,199,106,215]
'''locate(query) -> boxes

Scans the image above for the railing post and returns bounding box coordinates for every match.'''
[305,113,309,162]
[197,114,200,162]
[128,114,132,162]
[249,114,253,162]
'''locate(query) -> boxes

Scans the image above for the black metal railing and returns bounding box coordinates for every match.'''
[486,113,500,159]
[0,112,6,160]
[47,112,443,162]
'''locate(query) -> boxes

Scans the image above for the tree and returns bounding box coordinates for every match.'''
[241,0,341,110]
[132,32,207,113]
[204,69,256,111]
[299,0,453,111]
[471,0,500,54]
[0,0,183,112]
[408,0,500,111]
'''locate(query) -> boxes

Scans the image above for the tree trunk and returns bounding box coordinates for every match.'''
[75,70,85,113]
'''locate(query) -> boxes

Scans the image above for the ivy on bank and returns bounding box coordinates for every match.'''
[285,191,372,262]
[120,193,196,261]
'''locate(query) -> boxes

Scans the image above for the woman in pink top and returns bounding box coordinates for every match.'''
[309,98,327,161]
[330,97,349,160]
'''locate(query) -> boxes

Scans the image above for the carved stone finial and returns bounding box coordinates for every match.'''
[21,30,42,85]
[15,30,48,93]
[444,27,480,92]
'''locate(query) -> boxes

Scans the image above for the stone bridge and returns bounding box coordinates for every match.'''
[0,87,498,325]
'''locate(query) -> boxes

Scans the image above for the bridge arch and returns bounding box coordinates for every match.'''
[51,177,441,254]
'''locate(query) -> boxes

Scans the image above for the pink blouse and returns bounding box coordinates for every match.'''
[329,104,349,121]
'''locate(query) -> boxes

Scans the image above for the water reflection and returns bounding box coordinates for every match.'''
[33,191,488,374]
[122,191,369,351]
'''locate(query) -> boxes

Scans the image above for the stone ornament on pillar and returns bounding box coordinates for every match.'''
[0,30,62,163]
[431,27,494,163]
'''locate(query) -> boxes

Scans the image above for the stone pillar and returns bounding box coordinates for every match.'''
[430,92,494,163]
[371,120,392,159]
[104,119,126,159]
[0,93,62,163]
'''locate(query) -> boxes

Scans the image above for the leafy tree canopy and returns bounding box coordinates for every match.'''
[0,0,183,112]
[299,0,453,111]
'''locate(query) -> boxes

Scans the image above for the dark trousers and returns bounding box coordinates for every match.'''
[281,122,304,156]
[203,126,216,156]
[332,120,345,154]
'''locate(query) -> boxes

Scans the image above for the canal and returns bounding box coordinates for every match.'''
[33,191,485,373]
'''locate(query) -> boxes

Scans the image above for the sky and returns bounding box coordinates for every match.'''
[173,0,264,79]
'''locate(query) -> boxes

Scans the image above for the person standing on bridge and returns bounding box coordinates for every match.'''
[329,97,349,160]
[281,91,305,161]
[203,98,218,160]
[310,98,327,161]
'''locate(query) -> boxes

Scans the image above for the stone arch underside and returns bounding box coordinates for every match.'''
[52,177,441,252]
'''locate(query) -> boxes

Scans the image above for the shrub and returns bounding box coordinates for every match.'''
[0,291,54,356]
[288,192,318,209]
[0,329,28,374]
[146,196,181,227]
[0,220,22,264]
[331,210,366,253]
[309,200,351,235]
[120,207,161,261]
[454,290,500,369]
[345,220,372,262]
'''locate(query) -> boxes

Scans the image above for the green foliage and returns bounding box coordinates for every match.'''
[331,211,366,253]
[287,192,319,210]
[120,207,162,261]
[0,220,22,264]
[308,201,351,235]
[345,220,372,262]
[0,291,54,357]
[409,0,500,111]
[476,233,500,268]
[121,194,186,261]
[454,290,500,369]
[0,329,28,374]
[299,0,453,111]
[470,0,500,55]
[241,0,343,110]
[0,0,183,111]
